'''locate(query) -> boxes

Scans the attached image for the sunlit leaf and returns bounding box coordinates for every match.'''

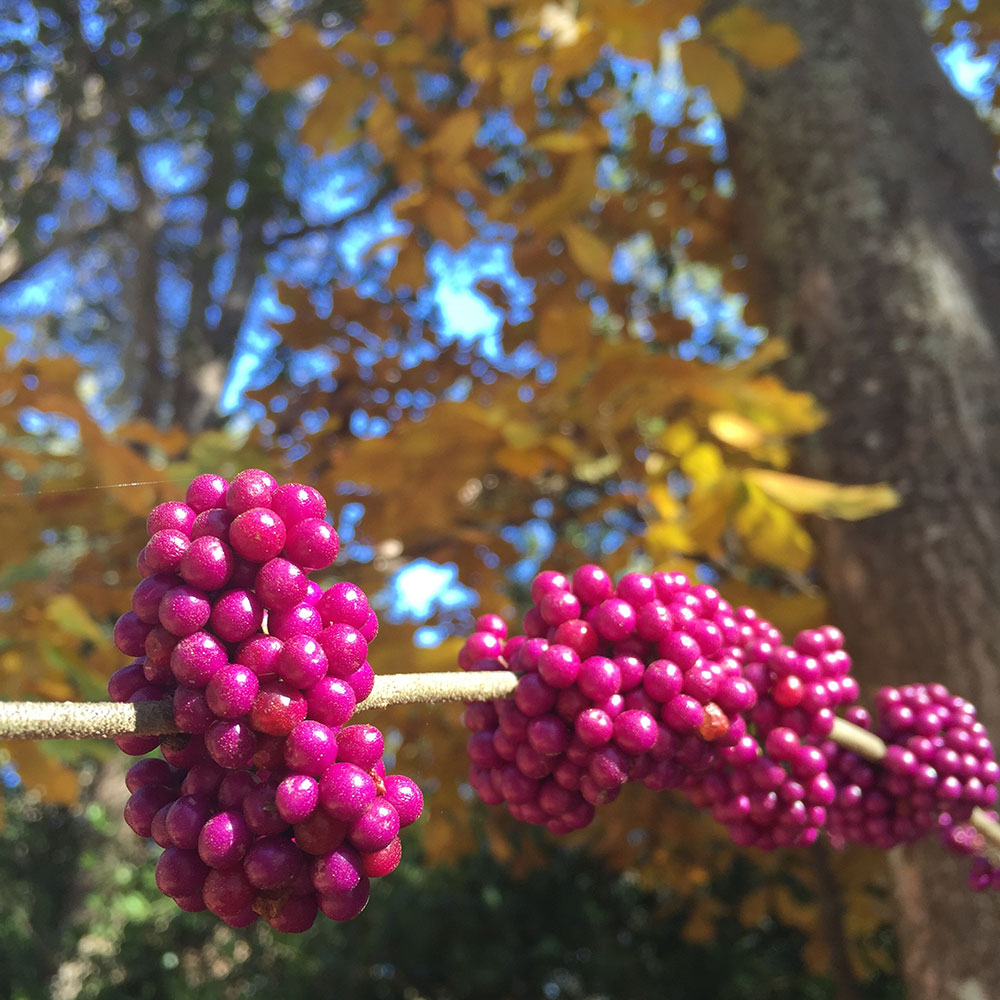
[3,742,79,805]
[301,77,368,152]
[708,411,766,451]
[256,22,333,90]
[744,470,901,520]
[424,191,471,248]
[44,594,105,646]
[679,39,746,118]
[563,223,614,281]
[705,5,803,69]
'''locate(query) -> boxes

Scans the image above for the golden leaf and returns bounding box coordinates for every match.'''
[386,240,428,291]
[536,303,592,356]
[495,444,549,479]
[660,421,698,456]
[366,96,403,160]
[534,131,596,154]
[734,484,814,571]
[645,520,696,560]
[522,152,597,233]
[461,42,495,84]
[256,22,333,91]
[44,594,105,645]
[451,0,490,40]
[425,109,480,161]
[708,411,765,451]
[562,223,614,281]
[705,5,802,69]
[744,469,901,520]
[423,191,471,248]
[679,441,725,488]
[4,742,78,805]
[679,39,745,118]
[301,77,368,153]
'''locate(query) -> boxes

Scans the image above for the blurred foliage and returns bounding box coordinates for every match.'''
[0,782,904,1000]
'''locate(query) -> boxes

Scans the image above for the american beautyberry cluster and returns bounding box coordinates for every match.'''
[461,565,1000,880]
[823,685,999,886]
[108,470,422,931]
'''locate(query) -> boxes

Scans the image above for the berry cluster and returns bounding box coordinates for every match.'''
[824,685,999,880]
[462,565,1000,874]
[109,471,422,931]
[460,567,843,848]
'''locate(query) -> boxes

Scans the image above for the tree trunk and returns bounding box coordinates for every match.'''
[724,1,1000,997]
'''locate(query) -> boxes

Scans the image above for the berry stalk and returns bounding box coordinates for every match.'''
[1,673,998,861]
[0,670,524,740]
[3,675,1000,882]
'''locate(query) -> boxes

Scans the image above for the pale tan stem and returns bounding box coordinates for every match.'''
[0,671,521,740]
[830,717,1000,859]
[2,675,998,861]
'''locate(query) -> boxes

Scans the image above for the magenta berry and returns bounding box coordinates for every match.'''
[229,507,287,562]
[276,774,320,824]
[336,724,384,771]
[147,501,197,537]
[209,588,264,643]
[225,468,277,515]
[283,517,339,570]
[159,586,212,637]
[269,601,324,640]
[269,483,326,525]
[306,676,357,727]
[284,720,339,775]
[205,664,259,719]
[255,558,308,610]
[179,536,234,591]
[144,529,190,574]
[317,624,368,677]
[317,583,371,630]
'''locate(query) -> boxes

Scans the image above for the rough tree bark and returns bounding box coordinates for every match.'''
[725,1,1000,997]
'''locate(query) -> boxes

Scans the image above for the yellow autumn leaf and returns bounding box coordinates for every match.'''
[386,240,427,291]
[366,96,403,160]
[301,77,368,153]
[646,483,682,520]
[4,741,79,805]
[451,0,490,41]
[660,421,698,456]
[645,520,697,559]
[495,444,549,479]
[536,303,591,356]
[744,469,900,520]
[686,475,739,555]
[734,484,814,571]
[424,191,470,248]
[679,441,725,488]
[531,121,608,153]
[522,152,597,233]
[679,39,745,118]
[708,410,765,451]
[562,223,614,281]
[425,109,480,161]
[572,452,621,483]
[256,22,333,90]
[44,594,105,645]
[705,5,802,69]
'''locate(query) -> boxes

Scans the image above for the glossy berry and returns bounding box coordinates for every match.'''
[225,468,277,515]
[283,518,339,571]
[229,507,287,562]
